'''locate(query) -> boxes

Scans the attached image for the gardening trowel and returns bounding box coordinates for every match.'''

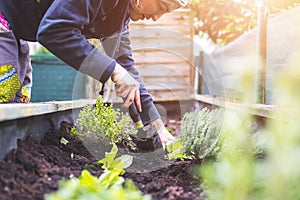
[130,125,163,152]
[129,103,163,152]
[109,84,163,152]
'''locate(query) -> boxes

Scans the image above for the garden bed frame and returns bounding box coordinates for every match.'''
[0,95,275,161]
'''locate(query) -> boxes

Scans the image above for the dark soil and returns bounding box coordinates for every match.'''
[0,120,205,200]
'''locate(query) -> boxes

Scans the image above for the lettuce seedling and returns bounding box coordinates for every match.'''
[45,144,150,200]
[45,170,151,200]
[97,144,133,173]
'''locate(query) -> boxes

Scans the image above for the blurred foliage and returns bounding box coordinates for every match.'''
[189,0,300,45]
[199,43,300,199]
[46,145,150,200]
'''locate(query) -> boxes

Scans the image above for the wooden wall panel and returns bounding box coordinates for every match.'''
[105,8,194,101]
[130,8,194,99]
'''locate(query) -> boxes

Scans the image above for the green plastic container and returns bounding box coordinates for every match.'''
[31,55,94,102]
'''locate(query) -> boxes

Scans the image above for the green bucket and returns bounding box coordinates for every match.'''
[30,54,93,102]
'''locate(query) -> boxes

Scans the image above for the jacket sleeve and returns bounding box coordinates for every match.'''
[37,0,116,83]
[101,25,161,125]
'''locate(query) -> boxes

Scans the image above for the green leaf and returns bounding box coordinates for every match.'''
[111,157,125,175]
[97,143,133,175]
[167,139,191,161]
[84,164,98,171]
[97,143,118,170]
[46,169,150,200]
[98,170,124,189]
[60,137,69,145]
[79,170,100,188]
[120,155,133,169]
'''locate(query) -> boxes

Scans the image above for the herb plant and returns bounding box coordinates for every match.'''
[199,51,300,199]
[167,108,224,161]
[71,96,137,146]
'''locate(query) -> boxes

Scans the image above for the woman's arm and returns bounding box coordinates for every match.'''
[102,25,161,125]
[37,0,116,83]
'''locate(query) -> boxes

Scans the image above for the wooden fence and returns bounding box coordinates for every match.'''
[105,8,195,102]
[130,8,194,99]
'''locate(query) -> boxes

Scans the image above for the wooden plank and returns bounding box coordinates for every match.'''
[130,17,191,26]
[135,61,191,69]
[0,103,57,122]
[193,94,276,118]
[131,38,193,51]
[132,50,193,64]
[144,81,191,91]
[129,26,192,36]
[148,90,192,98]
[0,99,95,122]
[53,100,96,111]
[131,48,193,60]
[137,64,190,77]
[142,76,191,84]
[129,29,192,40]
[130,9,192,27]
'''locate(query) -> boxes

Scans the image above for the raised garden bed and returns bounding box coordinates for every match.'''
[0,100,205,200]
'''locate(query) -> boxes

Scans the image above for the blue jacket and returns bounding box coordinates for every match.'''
[0,0,160,124]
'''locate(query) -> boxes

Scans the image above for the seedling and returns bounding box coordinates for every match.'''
[60,137,69,145]
[71,96,137,148]
[45,144,150,200]
[97,143,133,175]
[166,139,191,161]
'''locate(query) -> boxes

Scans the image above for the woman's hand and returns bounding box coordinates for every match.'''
[151,118,175,149]
[111,63,142,112]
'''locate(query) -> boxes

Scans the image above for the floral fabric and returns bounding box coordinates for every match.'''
[0,12,31,103]
[0,13,10,31]
[0,65,21,103]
